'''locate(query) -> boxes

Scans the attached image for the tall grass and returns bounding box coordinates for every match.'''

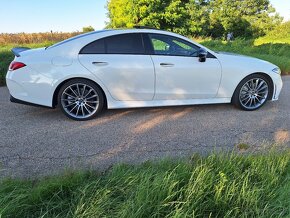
[0,151,289,217]
[0,32,80,44]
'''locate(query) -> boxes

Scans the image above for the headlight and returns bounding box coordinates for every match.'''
[272,67,281,75]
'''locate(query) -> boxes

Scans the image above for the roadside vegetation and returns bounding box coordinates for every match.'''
[0,150,289,217]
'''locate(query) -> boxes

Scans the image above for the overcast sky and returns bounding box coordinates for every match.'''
[0,0,289,33]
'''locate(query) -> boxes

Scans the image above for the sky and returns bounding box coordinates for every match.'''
[0,0,289,33]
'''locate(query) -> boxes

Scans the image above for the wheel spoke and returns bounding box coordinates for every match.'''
[64,92,76,99]
[81,106,85,116]
[255,96,261,103]
[83,104,91,113]
[69,87,78,97]
[76,84,81,96]
[85,103,96,110]
[64,102,77,108]
[85,100,99,104]
[83,89,94,98]
[86,95,98,100]
[82,85,86,97]
[69,104,78,113]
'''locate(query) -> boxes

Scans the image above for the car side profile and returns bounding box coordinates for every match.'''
[6,28,283,120]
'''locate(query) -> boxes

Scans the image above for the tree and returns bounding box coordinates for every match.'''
[82,26,95,32]
[106,0,282,38]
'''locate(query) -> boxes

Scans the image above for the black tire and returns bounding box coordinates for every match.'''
[232,74,272,111]
[58,79,105,120]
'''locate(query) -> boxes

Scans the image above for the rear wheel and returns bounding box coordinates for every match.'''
[232,74,271,111]
[58,79,104,120]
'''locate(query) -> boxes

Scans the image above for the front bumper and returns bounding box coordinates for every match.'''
[271,74,283,101]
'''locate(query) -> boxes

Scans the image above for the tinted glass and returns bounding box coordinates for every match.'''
[80,38,105,54]
[106,33,144,54]
[148,34,199,56]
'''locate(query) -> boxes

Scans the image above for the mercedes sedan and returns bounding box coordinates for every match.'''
[6,28,283,120]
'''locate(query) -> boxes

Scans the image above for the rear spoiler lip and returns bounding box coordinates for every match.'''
[11,47,31,57]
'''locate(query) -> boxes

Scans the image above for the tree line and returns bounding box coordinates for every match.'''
[106,0,282,38]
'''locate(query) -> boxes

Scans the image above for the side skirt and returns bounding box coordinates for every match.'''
[107,98,232,109]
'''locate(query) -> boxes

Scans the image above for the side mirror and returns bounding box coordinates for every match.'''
[198,48,208,62]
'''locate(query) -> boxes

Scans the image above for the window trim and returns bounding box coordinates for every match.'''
[79,33,146,55]
[144,33,216,58]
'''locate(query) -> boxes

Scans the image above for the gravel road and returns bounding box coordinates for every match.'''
[1,76,289,178]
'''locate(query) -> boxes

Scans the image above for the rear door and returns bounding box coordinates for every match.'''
[78,33,155,101]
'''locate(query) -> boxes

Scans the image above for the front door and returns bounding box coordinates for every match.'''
[147,33,222,100]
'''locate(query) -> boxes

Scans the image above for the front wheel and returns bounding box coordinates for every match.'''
[232,74,271,111]
[58,79,104,120]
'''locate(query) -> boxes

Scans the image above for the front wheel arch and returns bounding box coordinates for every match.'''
[52,77,107,109]
[231,72,274,103]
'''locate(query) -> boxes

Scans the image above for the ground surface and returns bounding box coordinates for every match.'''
[0,76,289,178]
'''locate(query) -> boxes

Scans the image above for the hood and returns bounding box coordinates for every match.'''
[215,51,277,70]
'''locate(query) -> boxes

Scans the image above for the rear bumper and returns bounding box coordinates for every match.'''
[10,95,52,108]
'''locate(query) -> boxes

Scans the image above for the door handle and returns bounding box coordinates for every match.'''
[160,63,174,67]
[92,61,108,66]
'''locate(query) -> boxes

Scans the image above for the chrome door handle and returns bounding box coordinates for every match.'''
[92,61,108,66]
[160,63,174,67]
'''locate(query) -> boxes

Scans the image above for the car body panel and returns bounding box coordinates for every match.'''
[78,54,155,101]
[6,29,283,110]
[151,55,222,99]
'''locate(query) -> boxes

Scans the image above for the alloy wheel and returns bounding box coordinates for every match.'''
[60,83,99,119]
[239,78,269,110]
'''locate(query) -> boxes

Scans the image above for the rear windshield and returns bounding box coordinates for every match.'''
[46,30,110,49]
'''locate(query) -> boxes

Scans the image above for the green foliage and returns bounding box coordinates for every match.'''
[106,0,282,38]
[0,151,289,217]
[255,21,290,45]
[82,26,95,32]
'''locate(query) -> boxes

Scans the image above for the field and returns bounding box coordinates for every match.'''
[0,150,289,217]
[1,31,290,86]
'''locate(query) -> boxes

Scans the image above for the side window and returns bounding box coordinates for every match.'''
[148,34,199,57]
[106,33,144,54]
[79,33,145,55]
[79,38,105,54]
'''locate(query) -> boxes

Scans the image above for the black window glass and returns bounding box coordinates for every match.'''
[80,38,105,54]
[148,34,199,57]
[106,33,144,54]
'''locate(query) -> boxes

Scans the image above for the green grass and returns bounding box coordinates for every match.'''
[0,150,289,217]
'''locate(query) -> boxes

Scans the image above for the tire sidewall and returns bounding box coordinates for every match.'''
[58,79,104,120]
[233,74,271,111]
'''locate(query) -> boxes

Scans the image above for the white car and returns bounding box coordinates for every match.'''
[6,27,283,120]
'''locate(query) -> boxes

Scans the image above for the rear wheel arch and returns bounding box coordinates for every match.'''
[52,77,107,108]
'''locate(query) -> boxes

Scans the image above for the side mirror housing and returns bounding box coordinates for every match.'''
[198,48,208,62]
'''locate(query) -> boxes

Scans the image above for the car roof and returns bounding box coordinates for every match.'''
[48,28,182,49]
[46,28,215,55]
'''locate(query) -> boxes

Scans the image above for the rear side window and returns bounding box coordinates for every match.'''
[79,33,145,55]
[80,38,105,54]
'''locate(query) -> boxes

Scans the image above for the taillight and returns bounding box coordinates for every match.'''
[9,61,26,71]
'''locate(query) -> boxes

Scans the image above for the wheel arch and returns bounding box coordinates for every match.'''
[231,72,274,102]
[52,77,108,108]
